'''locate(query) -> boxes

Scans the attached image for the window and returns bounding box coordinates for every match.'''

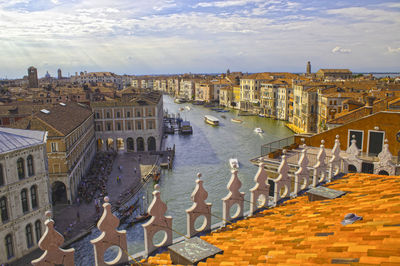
[127,111,131,118]
[0,164,3,186]
[116,111,120,118]
[5,234,13,259]
[51,142,58,152]
[96,112,100,119]
[31,186,38,209]
[0,197,8,222]
[21,189,29,213]
[137,121,142,130]
[17,158,25,179]
[106,112,110,118]
[107,123,111,131]
[26,224,34,248]
[136,110,141,117]
[35,220,42,243]
[117,122,121,131]
[127,122,131,130]
[27,155,34,176]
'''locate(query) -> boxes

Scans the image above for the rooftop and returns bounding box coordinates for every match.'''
[145,173,400,265]
[0,127,46,153]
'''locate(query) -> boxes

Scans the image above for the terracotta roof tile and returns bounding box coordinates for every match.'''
[144,173,400,265]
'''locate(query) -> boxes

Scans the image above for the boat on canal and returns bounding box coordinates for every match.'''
[204,115,219,126]
[231,118,243,123]
[254,127,264,133]
[179,121,193,134]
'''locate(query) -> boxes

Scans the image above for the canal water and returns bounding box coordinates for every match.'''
[71,95,293,264]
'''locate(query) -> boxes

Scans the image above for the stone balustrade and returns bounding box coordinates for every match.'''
[32,135,393,265]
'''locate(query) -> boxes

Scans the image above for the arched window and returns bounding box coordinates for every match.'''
[35,220,42,243]
[17,158,25,179]
[21,189,29,213]
[31,185,38,209]
[27,155,34,176]
[26,224,33,248]
[0,196,8,222]
[5,234,14,259]
[0,164,3,186]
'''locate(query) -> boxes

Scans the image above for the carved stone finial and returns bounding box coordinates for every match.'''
[374,138,395,175]
[32,213,75,266]
[294,147,310,196]
[186,173,212,237]
[270,152,291,204]
[250,162,270,215]
[197,172,202,179]
[222,168,244,225]
[91,196,128,266]
[143,183,172,255]
[329,135,343,180]
[313,140,327,187]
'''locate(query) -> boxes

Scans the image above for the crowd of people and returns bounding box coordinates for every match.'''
[77,152,116,204]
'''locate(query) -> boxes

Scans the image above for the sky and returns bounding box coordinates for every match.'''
[0,0,399,78]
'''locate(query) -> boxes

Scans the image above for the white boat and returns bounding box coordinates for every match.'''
[185,106,191,110]
[229,158,239,169]
[204,115,219,126]
[254,128,264,133]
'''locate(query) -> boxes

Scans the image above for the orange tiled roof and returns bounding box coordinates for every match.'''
[144,173,400,265]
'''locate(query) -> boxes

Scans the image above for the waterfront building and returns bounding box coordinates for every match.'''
[239,73,268,111]
[292,82,320,133]
[316,69,352,80]
[211,79,230,102]
[219,85,233,107]
[91,90,163,153]
[13,102,96,205]
[194,82,213,102]
[232,85,241,109]
[27,66,38,88]
[260,79,288,118]
[0,127,50,264]
[276,84,292,121]
[179,80,195,100]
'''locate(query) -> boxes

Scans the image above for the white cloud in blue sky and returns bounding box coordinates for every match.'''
[0,0,399,78]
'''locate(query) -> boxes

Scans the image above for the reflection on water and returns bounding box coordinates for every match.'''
[71,95,293,264]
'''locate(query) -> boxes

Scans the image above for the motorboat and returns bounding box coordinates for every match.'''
[231,118,243,123]
[185,106,191,110]
[204,115,219,126]
[254,128,264,133]
[229,158,239,169]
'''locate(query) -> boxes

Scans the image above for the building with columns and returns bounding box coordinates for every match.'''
[0,127,51,264]
[91,90,163,153]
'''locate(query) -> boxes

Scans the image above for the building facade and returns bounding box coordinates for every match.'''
[0,128,50,264]
[92,91,163,153]
[13,102,96,205]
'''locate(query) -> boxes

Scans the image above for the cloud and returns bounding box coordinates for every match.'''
[194,0,263,8]
[387,46,400,53]
[332,46,351,54]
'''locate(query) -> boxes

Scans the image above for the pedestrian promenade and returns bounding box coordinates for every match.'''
[11,151,157,266]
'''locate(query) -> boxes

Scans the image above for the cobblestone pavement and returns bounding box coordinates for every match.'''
[11,152,157,266]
